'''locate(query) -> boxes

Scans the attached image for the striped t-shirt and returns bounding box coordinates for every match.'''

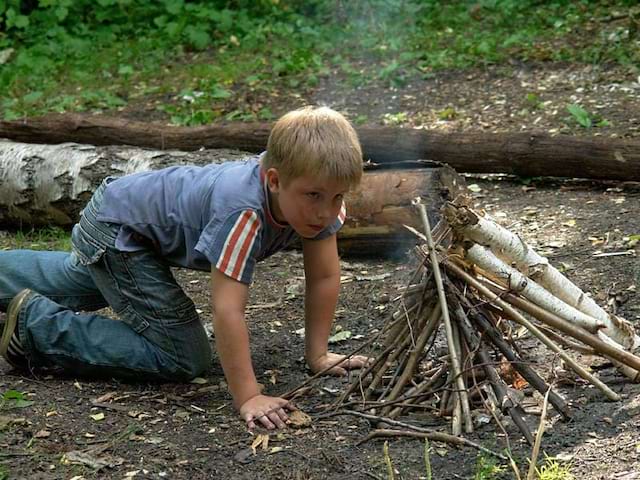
[96,155,345,284]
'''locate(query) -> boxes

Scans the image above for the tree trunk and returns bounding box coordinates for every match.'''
[1,114,639,181]
[0,140,464,257]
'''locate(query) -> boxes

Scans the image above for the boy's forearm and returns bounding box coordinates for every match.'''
[304,273,340,363]
[213,312,261,408]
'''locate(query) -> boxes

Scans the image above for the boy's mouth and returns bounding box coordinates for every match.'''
[308,224,324,232]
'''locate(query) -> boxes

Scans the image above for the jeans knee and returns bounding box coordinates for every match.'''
[174,344,212,381]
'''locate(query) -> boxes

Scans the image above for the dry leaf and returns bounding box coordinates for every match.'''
[90,413,105,421]
[94,392,117,403]
[35,429,51,438]
[250,433,269,454]
[288,410,312,428]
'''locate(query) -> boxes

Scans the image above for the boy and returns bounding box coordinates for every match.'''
[0,106,369,430]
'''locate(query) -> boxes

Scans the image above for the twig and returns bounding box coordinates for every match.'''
[358,429,507,460]
[282,331,380,400]
[452,287,571,419]
[526,389,551,480]
[381,304,441,415]
[326,410,505,459]
[483,282,640,378]
[415,199,472,434]
[445,260,620,402]
[454,301,534,445]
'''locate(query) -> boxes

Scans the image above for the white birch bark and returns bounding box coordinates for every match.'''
[447,204,639,350]
[465,245,635,344]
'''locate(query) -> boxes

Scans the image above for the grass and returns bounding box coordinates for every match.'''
[3,227,72,252]
[536,456,575,480]
[1,1,638,124]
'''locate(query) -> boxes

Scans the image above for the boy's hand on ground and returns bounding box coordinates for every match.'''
[239,394,295,430]
[308,352,373,376]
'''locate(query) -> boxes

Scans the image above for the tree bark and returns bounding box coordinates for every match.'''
[1,113,639,181]
[0,140,463,257]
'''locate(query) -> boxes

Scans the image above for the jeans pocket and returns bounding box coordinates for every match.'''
[116,303,151,334]
[71,224,106,266]
[155,300,200,327]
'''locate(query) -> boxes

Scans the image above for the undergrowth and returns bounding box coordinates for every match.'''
[1,0,638,123]
[2,226,72,251]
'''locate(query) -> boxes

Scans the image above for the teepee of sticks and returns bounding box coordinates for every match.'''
[332,198,640,444]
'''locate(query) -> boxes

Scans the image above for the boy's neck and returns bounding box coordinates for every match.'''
[263,177,288,227]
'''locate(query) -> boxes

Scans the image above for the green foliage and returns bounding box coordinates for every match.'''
[11,227,71,251]
[0,465,8,480]
[566,104,610,128]
[474,454,506,480]
[0,1,638,122]
[1,390,35,410]
[536,456,574,480]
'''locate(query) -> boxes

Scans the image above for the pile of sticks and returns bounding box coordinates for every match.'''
[332,199,640,444]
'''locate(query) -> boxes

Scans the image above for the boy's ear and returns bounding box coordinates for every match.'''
[265,168,281,193]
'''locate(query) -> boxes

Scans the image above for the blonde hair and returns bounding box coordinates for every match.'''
[263,106,363,188]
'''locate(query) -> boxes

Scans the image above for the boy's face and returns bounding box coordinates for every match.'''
[266,168,348,239]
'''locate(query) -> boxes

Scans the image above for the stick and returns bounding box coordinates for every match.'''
[327,410,505,459]
[445,260,620,402]
[485,283,640,379]
[454,302,535,444]
[281,336,375,400]
[450,286,571,418]
[387,364,448,419]
[415,199,472,435]
[357,429,507,460]
[526,389,551,480]
[381,304,441,415]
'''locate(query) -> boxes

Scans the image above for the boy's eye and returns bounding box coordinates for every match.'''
[306,192,320,199]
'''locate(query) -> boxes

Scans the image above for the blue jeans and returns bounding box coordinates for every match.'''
[0,179,212,381]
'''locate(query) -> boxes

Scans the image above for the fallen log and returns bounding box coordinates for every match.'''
[1,113,639,181]
[0,140,464,257]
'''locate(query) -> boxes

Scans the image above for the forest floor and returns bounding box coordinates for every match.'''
[1,61,640,480]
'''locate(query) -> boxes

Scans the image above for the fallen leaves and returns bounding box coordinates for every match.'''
[288,410,312,428]
[90,412,105,422]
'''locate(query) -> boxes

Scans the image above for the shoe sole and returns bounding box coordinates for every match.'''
[0,289,32,364]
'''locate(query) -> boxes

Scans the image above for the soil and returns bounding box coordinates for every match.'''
[2,61,640,480]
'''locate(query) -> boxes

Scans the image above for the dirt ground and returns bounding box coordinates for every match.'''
[2,62,640,479]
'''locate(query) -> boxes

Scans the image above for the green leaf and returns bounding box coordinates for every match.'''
[3,390,24,400]
[118,64,134,76]
[209,85,231,99]
[328,330,352,344]
[2,390,34,409]
[55,6,69,21]
[23,91,43,104]
[186,26,211,50]
[567,104,592,128]
[165,0,184,15]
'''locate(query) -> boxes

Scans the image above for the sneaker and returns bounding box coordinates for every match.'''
[0,289,33,368]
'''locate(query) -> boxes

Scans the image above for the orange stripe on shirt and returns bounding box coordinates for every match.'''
[218,211,252,274]
[231,215,260,279]
[338,203,347,223]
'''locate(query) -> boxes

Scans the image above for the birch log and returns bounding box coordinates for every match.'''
[0,140,464,257]
[446,204,640,351]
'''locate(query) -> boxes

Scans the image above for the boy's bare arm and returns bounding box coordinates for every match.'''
[210,268,293,429]
[302,234,371,375]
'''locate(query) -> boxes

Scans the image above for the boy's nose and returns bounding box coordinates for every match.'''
[317,204,333,221]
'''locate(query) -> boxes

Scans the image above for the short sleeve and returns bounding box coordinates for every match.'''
[311,201,347,241]
[199,210,262,284]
